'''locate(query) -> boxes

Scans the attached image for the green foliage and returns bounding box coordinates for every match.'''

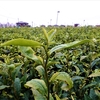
[14,78,21,96]
[25,79,47,97]
[55,94,60,100]
[35,65,45,78]
[89,69,100,77]
[50,72,73,91]
[0,85,9,90]
[0,26,100,100]
[1,38,42,46]
[48,39,90,55]
[19,46,42,64]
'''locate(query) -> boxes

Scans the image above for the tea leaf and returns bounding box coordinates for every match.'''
[48,39,90,55]
[42,28,49,43]
[21,75,28,86]
[71,95,75,100]
[89,72,100,77]
[91,58,100,68]
[25,79,47,96]
[35,65,45,76]
[19,46,42,64]
[50,72,73,90]
[83,82,97,89]
[72,76,84,81]
[47,61,59,68]
[14,78,21,96]
[50,93,54,100]
[74,66,80,75]
[84,94,92,100]
[89,89,98,100]
[0,85,9,90]
[1,38,42,47]
[11,64,22,80]
[89,69,100,77]
[55,94,60,100]
[48,29,56,42]
[31,89,47,100]
[7,64,15,73]
[95,90,100,99]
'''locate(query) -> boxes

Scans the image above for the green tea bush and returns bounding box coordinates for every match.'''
[0,26,100,100]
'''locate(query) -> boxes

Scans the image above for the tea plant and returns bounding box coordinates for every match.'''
[0,28,91,100]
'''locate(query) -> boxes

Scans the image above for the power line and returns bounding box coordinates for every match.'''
[0,6,19,22]
[0,14,17,20]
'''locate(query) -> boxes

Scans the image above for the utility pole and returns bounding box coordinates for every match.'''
[56,11,60,25]
[18,18,19,22]
[32,21,33,27]
[50,19,52,25]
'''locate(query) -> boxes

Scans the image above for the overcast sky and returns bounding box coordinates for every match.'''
[0,0,100,26]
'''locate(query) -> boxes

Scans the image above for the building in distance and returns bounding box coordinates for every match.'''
[16,21,30,27]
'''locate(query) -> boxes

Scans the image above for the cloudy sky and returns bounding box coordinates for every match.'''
[0,0,100,26]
